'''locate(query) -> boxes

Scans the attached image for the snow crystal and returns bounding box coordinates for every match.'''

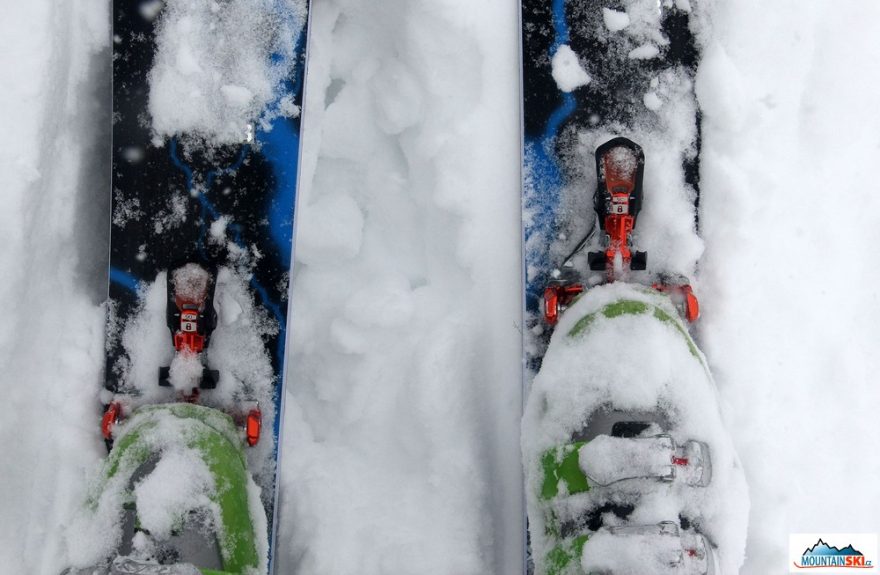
[152,192,188,234]
[603,8,631,32]
[551,44,591,93]
[112,194,144,228]
[277,94,300,119]
[209,215,229,245]
[118,273,176,401]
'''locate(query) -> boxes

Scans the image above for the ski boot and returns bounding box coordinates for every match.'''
[537,410,718,575]
[581,522,719,575]
[541,412,711,500]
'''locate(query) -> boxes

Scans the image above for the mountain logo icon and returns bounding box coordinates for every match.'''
[794,537,874,570]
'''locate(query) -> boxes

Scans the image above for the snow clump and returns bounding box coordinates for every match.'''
[551,45,591,93]
[603,8,631,32]
[148,0,307,144]
[133,447,217,540]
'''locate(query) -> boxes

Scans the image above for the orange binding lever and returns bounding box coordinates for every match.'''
[652,283,700,323]
[246,407,262,447]
[543,283,585,325]
[101,401,122,441]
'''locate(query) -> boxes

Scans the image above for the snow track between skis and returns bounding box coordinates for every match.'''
[0,1,109,572]
[278,1,522,573]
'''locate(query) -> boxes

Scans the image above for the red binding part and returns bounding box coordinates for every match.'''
[173,304,207,353]
[246,408,262,447]
[543,284,585,325]
[101,402,122,440]
[652,283,700,323]
[600,146,638,275]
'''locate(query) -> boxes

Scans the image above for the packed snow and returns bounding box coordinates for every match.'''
[276,0,521,572]
[1,0,880,574]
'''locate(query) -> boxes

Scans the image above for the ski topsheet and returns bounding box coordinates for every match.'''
[105,0,310,571]
[522,0,703,364]
[520,1,749,574]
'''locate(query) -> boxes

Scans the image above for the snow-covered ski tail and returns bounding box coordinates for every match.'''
[104,0,312,572]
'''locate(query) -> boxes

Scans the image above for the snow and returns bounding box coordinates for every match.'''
[603,8,631,33]
[66,405,268,573]
[209,215,230,244]
[604,145,639,180]
[580,525,707,575]
[579,435,677,485]
[277,1,521,572]
[695,0,880,570]
[644,90,664,111]
[148,0,308,144]
[171,262,211,302]
[629,43,661,60]
[551,45,591,93]
[168,352,205,391]
[606,0,670,50]
[1,0,880,574]
[294,192,364,265]
[132,447,217,540]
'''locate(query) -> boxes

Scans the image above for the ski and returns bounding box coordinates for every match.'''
[70,1,311,573]
[520,1,748,573]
